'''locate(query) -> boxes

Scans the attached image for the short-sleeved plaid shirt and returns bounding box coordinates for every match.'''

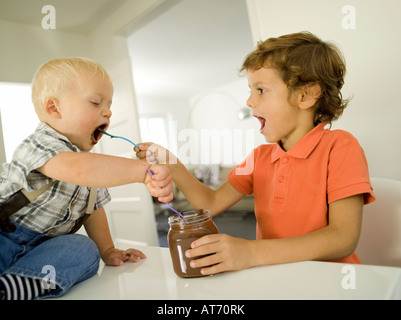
[0,122,111,236]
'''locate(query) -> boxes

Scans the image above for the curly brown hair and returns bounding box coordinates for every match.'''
[240,32,349,126]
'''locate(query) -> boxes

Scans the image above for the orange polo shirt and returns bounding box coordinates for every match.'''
[228,123,375,264]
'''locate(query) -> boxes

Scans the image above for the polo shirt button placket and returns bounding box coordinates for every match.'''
[273,157,290,201]
[279,157,289,183]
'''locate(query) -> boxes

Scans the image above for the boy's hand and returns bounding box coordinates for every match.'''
[135,143,178,166]
[145,164,174,203]
[102,247,147,266]
[185,234,254,275]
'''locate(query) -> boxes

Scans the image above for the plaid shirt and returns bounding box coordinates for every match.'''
[0,122,111,236]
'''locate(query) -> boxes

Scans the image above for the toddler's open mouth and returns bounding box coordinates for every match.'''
[91,124,108,144]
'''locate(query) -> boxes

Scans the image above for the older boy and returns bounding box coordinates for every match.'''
[0,58,173,299]
[137,32,375,276]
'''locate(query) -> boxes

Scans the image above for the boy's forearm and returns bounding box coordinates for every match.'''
[38,152,151,187]
[169,161,244,215]
[250,225,357,267]
[169,161,219,211]
[249,195,364,267]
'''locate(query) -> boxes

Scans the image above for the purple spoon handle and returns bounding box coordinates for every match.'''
[146,169,188,223]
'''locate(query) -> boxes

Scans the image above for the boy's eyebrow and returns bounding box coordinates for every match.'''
[249,81,270,88]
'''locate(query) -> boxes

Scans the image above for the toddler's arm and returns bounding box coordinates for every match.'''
[84,207,146,266]
[37,151,173,202]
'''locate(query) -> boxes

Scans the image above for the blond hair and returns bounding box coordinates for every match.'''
[241,32,349,126]
[31,57,109,119]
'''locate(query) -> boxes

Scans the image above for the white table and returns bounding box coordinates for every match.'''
[55,244,401,300]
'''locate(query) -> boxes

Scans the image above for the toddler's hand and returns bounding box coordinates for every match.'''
[102,247,146,266]
[145,164,173,203]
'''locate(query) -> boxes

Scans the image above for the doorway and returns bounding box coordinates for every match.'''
[126,0,256,245]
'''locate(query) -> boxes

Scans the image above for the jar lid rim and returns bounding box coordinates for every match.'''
[168,209,212,225]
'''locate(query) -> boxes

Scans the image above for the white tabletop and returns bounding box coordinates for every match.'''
[56,244,401,300]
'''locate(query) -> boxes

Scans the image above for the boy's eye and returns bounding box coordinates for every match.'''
[90,101,100,106]
[258,88,265,94]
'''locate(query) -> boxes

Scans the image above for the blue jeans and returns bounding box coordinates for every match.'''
[0,222,100,299]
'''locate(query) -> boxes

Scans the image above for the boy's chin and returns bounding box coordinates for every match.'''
[263,134,276,144]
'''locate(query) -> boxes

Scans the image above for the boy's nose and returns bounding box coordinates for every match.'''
[246,96,254,109]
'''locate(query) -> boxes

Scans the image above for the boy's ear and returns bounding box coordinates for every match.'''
[44,98,61,119]
[299,83,322,110]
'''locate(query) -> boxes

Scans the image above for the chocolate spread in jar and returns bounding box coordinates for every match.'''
[168,209,218,278]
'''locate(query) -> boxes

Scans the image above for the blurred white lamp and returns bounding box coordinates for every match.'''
[238,107,251,120]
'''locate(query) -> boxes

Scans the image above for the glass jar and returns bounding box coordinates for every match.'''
[168,209,218,278]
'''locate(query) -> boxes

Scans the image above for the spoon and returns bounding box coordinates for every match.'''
[98,127,188,223]
[98,127,140,149]
[145,169,188,223]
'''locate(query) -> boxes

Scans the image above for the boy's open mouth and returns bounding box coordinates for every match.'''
[255,116,266,133]
[91,124,108,144]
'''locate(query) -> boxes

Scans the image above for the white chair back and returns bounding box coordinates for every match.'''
[356,177,401,267]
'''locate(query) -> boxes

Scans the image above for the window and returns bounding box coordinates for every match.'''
[139,115,169,148]
[0,82,37,162]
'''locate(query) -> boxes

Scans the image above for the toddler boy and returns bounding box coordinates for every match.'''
[0,57,173,299]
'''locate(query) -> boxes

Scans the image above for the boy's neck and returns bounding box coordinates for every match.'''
[279,121,316,152]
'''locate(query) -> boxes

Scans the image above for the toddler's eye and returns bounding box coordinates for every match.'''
[258,88,265,94]
[90,101,100,106]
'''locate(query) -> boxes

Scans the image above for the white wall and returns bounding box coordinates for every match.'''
[0,19,90,83]
[0,0,164,163]
[187,79,265,166]
[0,18,92,171]
[136,95,190,143]
[246,0,401,181]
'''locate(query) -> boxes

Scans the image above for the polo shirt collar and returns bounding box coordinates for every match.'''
[271,123,327,162]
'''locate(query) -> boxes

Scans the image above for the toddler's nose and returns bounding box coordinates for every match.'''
[103,107,112,118]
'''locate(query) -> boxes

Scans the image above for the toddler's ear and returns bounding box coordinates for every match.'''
[299,83,322,110]
[44,98,61,119]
